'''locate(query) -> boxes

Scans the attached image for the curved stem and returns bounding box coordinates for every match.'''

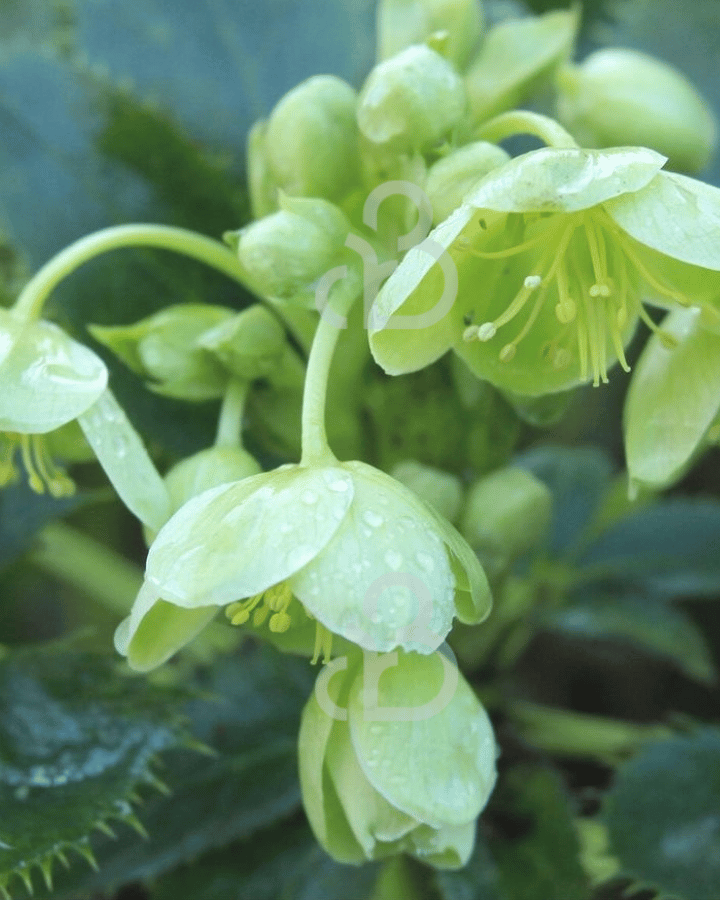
[300,289,360,467]
[12,224,253,321]
[475,111,579,149]
[215,378,250,448]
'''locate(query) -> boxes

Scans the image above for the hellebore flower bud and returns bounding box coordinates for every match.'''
[262,75,361,205]
[299,649,497,867]
[391,458,463,522]
[556,48,717,175]
[198,304,286,382]
[425,141,510,223]
[460,466,552,571]
[358,44,467,154]
[228,196,351,306]
[90,304,234,401]
[376,0,484,72]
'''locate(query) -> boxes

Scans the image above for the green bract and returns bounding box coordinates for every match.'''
[0,309,107,496]
[370,146,720,395]
[624,308,720,491]
[556,49,717,175]
[90,304,234,401]
[299,649,497,867]
[115,460,491,671]
[357,44,467,154]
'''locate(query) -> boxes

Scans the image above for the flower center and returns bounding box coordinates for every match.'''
[462,209,689,387]
[1,432,75,497]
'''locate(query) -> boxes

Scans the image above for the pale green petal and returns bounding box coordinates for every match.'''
[114,583,218,672]
[291,461,455,654]
[78,388,171,533]
[146,465,354,606]
[298,666,366,865]
[0,312,107,433]
[408,820,475,868]
[464,147,665,214]
[349,650,497,828]
[606,170,720,270]
[625,308,720,489]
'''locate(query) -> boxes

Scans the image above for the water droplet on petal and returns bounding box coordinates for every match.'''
[384,549,403,570]
[301,490,318,505]
[328,478,350,492]
[363,509,384,528]
[415,551,435,573]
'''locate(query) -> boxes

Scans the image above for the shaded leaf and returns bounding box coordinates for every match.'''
[602,728,720,900]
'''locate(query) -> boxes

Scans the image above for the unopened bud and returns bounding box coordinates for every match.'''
[165,446,261,511]
[391,459,463,522]
[198,304,286,381]
[556,48,717,174]
[425,141,510,222]
[358,44,467,153]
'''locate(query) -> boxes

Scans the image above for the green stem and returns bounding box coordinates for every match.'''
[300,288,360,467]
[30,522,143,616]
[215,378,250,448]
[476,110,579,149]
[12,224,253,321]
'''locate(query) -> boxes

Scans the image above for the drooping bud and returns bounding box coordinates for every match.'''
[460,466,552,571]
[198,304,286,381]
[358,44,467,154]
[228,195,351,305]
[391,459,463,522]
[377,0,484,71]
[424,141,510,223]
[165,446,261,511]
[263,75,361,204]
[556,48,717,174]
[90,305,233,401]
[465,7,578,125]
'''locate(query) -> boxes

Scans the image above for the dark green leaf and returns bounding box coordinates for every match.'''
[487,766,590,900]
[580,499,720,599]
[541,590,715,683]
[515,446,612,556]
[602,728,720,900]
[0,644,193,899]
[35,643,314,899]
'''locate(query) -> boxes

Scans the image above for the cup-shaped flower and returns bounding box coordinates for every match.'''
[369,146,720,396]
[0,308,107,495]
[115,459,491,671]
[624,307,720,491]
[299,648,497,868]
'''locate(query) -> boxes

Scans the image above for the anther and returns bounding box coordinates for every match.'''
[555,298,576,324]
[463,324,479,342]
[477,322,497,341]
[499,344,516,362]
[524,275,542,290]
[553,348,571,369]
[589,283,611,298]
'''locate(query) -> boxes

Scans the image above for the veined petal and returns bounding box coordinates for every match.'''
[625,308,720,489]
[464,146,666,213]
[291,461,455,653]
[145,465,354,606]
[605,170,720,270]
[114,582,218,672]
[0,313,107,433]
[349,650,497,828]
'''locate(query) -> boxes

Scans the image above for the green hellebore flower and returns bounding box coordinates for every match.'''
[299,649,497,868]
[0,308,107,495]
[624,307,720,491]
[115,460,491,671]
[369,146,720,396]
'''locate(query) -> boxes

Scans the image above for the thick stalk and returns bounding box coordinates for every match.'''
[215,378,250,448]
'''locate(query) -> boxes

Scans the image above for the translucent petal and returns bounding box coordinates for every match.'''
[114,584,218,672]
[145,465,354,606]
[625,308,720,489]
[291,461,455,653]
[409,820,476,869]
[0,313,107,433]
[464,146,665,214]
[349,650,497,828]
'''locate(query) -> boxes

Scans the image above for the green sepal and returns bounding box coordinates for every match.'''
[0,310,107,434]
[624,308,720,490]
[464,7,579,125]
[90,304,234,401]
[197,304,287,382]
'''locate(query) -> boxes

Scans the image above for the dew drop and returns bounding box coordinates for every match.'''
[384,549,403,570]
[301,490,318,505]
[363,509,384,528]
[415,551,435,573]
[328,478,350,492]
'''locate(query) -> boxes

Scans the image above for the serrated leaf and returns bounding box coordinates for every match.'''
[487,766,590,900]
[541,590,715,683]
[0,644,193,899]
[31,643,314,900]
[602,728,720,900]
[579,498,720,598]
[514,446,612,557]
